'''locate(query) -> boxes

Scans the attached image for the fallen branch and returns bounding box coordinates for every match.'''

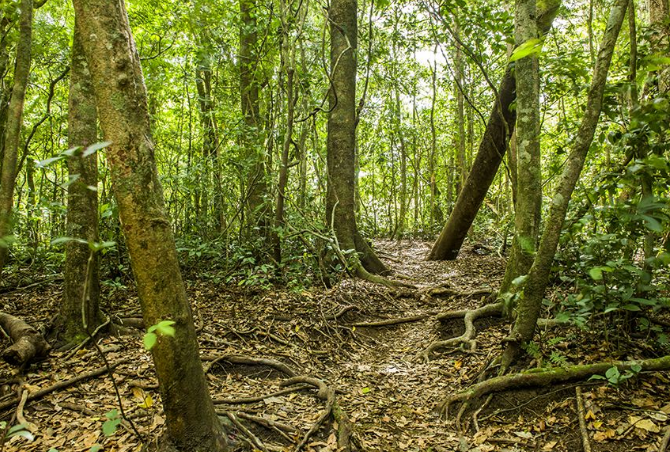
[422,302,504,360]
[0,312,51,366]
[576,386,592,452]
[0,358,131,412]
[438,355,670,416]
[201,354,297,377]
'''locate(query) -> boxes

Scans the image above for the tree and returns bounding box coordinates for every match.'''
[57,19,103,345]
[427,0,561,261]
[498,0,542,295]
[501,0,629,367]
[0,0,33,272]
[71,0,230,450]
[327,0,388,276]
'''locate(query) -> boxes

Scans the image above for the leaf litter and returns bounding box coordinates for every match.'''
[0,240,669,451]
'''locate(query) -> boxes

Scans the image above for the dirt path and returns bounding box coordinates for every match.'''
[0,240,668,451]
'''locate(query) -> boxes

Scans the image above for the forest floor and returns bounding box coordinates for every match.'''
[1,240,670,452]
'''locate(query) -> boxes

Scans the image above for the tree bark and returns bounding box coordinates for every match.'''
[499,0,542,294]
[0,0,32,272]
[327,0,388,275]
[58,18,103,346]
[0,312,50,366]
[71,1,229,450]
[240,0,268,239]
[502,0,629,367]
[428,0,561,261]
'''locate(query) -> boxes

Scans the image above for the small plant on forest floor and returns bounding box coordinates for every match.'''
[590,364,642,387]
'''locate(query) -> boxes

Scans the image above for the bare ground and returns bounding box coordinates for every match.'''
[1,240,669,451]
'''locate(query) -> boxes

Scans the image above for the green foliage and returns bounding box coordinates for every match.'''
[143,320,177,350]
[590,365,642,387]
[102,409,122,436]
[0,422,34,441]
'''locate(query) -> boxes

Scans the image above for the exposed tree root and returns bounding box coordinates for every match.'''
[224,411,268,452]
[0,312,51,366]
[325,305,357,320]
[280,376,353,452]
[425,286,493,299]
[421,302,504,360]
[438,355,670,417]
[0,358,130,412]
[355,264,416,289]
[201,354,297,377]
[212,384,311,405]
[349,313,432,328]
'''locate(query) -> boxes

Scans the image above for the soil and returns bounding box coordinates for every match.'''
[0,240,669,452]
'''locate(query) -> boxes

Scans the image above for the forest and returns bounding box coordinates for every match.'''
[0,0,668,450]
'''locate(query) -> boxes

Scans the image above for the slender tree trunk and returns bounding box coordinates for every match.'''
[454,20,467,194]
[501,0,629,367]
[240,0,268,239]
[499,0,542,295]
[429,48,443,227]
[327,0,388,275]
[58,18,102,345]
[71,1,229,450]
[648,0,669,92]
[0,0,32,272]
[427,0,561,261]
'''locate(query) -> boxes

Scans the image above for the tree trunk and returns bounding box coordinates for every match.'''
[499,0,542,295]
[58,18,103,345]
[71,1,229,450]
[501,0,629,367]
[427,0,561,261]
[327,0,388,275]
[240,0,268,240]
[0,0,32,272]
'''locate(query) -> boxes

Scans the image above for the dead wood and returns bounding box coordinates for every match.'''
[660,425,670,452]
[422,302,504,360]
[201,353,297,377]
[0,312,51,366]
[349,313,431,328]
[575,386,592,452]
[438,355,670,416]
[0,358,131,412]
[325,305,357,320]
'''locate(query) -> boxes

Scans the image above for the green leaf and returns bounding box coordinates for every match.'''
[143,332,157,350]
[623,304,641,311]
[512,274,528,287]
[589,267,603,280]
[641,215,663,232]
[361,387,371,394]
[156,320,176,337]
[510,38,543,62]
[102,409,121,436]
[51,236,88,246]
[83,141,112,157]
[37,155,65,168]
[89,446,103,452]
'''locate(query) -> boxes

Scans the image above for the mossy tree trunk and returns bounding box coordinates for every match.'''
[499,0,542,295]
[0,0,32,272]
[501,0,629,368]
[71,1,229,450]
[327,0,388,275]
[58,18,103,345]
[427,0,561,261]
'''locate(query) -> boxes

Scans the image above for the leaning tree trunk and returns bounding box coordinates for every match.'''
[327,0,388,275]
[499,0,542,295]
[501,0,629,368]
[57,18,103,346]
[427,0,561,261]
[71,1,229,451]
[0,0,32,272]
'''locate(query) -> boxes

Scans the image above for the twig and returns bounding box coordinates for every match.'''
[15,388,36,432]
[63,317,111,361]
[576,386,592,452]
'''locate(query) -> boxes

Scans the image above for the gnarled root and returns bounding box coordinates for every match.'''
[0,312,50,366]
[438,355,670,418]
[420,302,504,361]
